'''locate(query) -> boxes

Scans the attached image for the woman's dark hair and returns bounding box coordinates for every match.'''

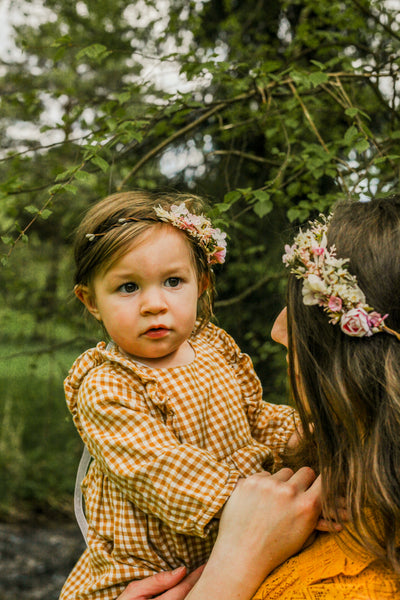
[287,195,400,572]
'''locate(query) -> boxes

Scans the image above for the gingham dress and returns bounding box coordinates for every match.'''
[60,323,297,600]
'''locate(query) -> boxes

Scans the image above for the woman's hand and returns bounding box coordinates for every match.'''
[117,565,204,600]
[186,467,322,600]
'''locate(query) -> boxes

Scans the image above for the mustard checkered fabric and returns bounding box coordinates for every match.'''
[60,323,297,600]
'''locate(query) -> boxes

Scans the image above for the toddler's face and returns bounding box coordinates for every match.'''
[78,225,202,368]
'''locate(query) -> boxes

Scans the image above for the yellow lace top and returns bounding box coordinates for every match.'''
[252,526,400,599]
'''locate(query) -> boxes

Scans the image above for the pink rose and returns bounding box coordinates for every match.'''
[340,307,371,337]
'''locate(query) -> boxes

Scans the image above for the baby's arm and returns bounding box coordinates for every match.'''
[245,398,299,467]
[209,325,299,467]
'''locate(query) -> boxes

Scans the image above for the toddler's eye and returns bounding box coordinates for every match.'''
[165,277,181,288]
[119,282,138,294]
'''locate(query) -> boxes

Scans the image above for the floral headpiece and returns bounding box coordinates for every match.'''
[283,214,400,340]
[85,202,227,265]
[154,203,227,265]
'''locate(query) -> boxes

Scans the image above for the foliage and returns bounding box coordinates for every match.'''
[1,0,400,516]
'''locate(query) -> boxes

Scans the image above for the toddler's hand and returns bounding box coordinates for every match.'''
[117,565,204,600]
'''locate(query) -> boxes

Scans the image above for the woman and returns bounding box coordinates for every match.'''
[117,196,400,599]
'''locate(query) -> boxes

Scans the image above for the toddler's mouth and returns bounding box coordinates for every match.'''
[145,327,169,338]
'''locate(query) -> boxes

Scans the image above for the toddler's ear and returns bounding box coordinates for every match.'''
[74,284,101,321]
[198,274,209,297]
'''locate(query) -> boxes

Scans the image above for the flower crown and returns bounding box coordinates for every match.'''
[154,203,227,265]
[85,202,227,265]
[283,214,400,340]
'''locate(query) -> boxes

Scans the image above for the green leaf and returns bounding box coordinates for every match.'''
[76,44,110,62]
[74,170,91,182]
[289,70,310,86]
[345,107,359,118]
[224,190,242,204]
[344,125,358,145]
[254,199,273,218]
[49,184,65,194]
[55,167,79,182]
[236,187,253,196]
[40,209,52,220]
[355,138,370,153]
[116,92,132,104]
[287,206,311,223]
[253,190,270,202]
[214,203,231,213]
[308,72,329,87]
[91,155,109,173]
[51,35,72,48]
[64,184,78,195]
[309,60,327,70]
[261,60,282,73]
[24,205,39,215]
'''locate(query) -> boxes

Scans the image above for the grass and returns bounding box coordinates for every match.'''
[0,310,97,522]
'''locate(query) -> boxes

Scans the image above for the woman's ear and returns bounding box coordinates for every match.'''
[74,284,101,321]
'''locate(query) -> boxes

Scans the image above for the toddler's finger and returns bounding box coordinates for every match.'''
[158,565,205,599]
[119,567,187,599]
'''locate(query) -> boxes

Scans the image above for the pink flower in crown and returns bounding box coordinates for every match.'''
[340,307,372,337]
[211,247,227,265]
[328,296,342,312]
[311,246,325,256]
[367,311,388,329]
[282,243,296,264]
[191,214,206,228]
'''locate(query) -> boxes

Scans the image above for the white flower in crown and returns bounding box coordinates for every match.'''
[302,274,327,305]
[154,203,227,265]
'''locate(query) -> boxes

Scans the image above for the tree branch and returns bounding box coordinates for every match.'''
[215,273,283,308]
[350,0,400,43]
[207,149,280,166]
[116,90,257,189]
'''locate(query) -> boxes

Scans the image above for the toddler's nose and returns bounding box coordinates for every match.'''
[140,287,168,315]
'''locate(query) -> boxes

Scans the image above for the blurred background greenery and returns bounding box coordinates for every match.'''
[1,0,400,521]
